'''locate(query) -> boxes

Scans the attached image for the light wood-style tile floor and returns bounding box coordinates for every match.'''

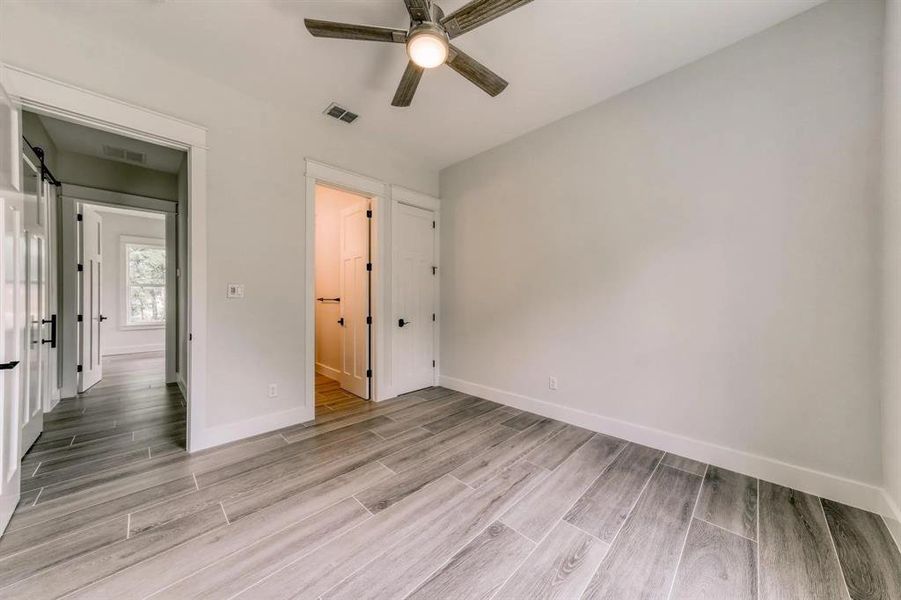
[1,358,899,599]
[315,373,367,414]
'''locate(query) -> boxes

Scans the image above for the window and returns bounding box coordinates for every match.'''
[122,237,165,328]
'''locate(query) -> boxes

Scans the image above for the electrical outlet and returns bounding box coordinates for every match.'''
[548,376,558,391]
[268,383,278,398]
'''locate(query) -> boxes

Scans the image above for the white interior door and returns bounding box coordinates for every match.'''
[339,203,370,399]
[20,153,46,457]
[0,79,24,534]
[392,202,435,395]
[78,205,102,392]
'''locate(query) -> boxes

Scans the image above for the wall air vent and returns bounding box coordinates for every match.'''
[323,102,359,124]
[102,144,146,165]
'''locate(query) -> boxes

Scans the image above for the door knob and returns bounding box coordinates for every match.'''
[337,317,345,326]
[398,318,410,327]
[99,314,108,322]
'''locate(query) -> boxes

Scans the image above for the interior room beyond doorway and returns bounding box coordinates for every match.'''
[314,184,372,414]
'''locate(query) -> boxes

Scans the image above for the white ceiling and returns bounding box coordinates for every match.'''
[38,114,185,173]
[29,0,825,171]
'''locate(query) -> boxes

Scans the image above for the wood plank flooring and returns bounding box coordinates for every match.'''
[315,373,367,414]
[2,362,900,599]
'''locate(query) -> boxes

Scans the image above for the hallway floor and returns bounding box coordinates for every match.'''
[315,373,367,414]
[1,374,899,599]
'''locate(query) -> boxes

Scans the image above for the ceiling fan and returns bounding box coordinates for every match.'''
[304,0,533,107]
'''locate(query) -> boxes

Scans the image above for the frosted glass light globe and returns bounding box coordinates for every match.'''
[407,31,448,69]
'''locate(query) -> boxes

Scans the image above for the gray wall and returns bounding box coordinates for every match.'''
[56,152,177,201]
[1,3,438,435]
[439,0,884,485]
[882,0,901,533]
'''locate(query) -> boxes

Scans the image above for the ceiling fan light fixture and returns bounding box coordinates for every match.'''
[406,25,448,69]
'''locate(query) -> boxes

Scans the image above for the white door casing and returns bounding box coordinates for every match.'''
[339,202,370,399]
[19,152,46,456]
[392,202,436,395]
[0,77,24,535]
[78,205,102,391]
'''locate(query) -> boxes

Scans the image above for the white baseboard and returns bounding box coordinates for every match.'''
[440,374,892,519]
[103,343,165,356]
[190,404,313,453]
[315,362,341,380]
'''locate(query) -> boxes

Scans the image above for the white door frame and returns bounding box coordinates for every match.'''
[1,65,208,452]
[304,159,440,411]
[306,160,387,409]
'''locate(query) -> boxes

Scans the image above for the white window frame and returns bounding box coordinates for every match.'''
[120,234,166,330]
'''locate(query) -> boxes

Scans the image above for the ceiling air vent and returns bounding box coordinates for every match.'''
[323,102,359,124]
[102,144,146,165]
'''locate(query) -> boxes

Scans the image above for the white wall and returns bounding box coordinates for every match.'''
[440,0,885,504]
[0,2,438,439]
[882,0,901,540]
[315,185,367,378]
[97,209,166,356]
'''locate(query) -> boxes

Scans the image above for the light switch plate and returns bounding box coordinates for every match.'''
[227,283,245,299]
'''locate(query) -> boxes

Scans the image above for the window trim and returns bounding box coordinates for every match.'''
[120,235,166,330]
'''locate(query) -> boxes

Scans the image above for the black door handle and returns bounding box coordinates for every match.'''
[0,360,19,370]
[99,314,108,322]
[42,314,57,348]
[398,318,410,327]
[337,317,345,326]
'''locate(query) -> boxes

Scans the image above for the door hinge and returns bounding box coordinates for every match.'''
[366,369,372,378]
[432,313,436,322]
[189,333,193,341]
[76,213,83,222]
[366,316,372,325]
[77,263,83,272]
[76,364,83,373]
[432,360,436,368]
[432,266,437,275]
[77,314,83,322]
[366,263,372,272]
[432,221,436,229]
[366,209,372,218]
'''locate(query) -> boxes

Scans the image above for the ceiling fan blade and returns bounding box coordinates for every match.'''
[392,62,425,107]
[446,45,508,97]
[440,0,533,38]
[403,0,432,22]
[304,19,407,43]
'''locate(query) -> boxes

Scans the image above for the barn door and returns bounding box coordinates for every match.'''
[20,148,48,456]
[0,79,24,534]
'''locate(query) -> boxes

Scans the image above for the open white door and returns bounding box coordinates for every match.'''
[338,202,370,399]
[78,205,102,392]
[0,77,24,534]
[392,203,435,395]
[20,149,48,456]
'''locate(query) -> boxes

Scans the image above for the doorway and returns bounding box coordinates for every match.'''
[17,110,187,461]
[314,184,372,415]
